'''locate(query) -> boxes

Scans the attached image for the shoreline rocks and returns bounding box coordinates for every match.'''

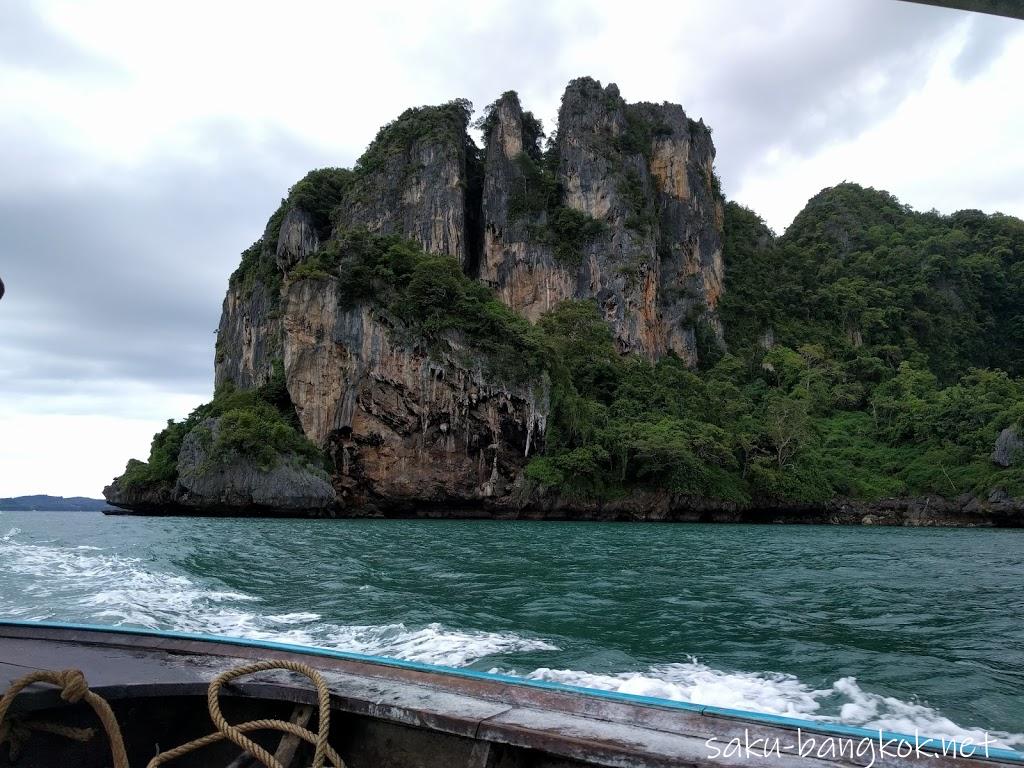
[105,491,1024,527]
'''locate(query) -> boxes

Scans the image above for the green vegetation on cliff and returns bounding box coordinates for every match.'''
[129,83,1024,514]
[357,99,473,176]
[720,185,1024,379]
[477,92,605,265]
[290,228,546,380]
[229,167,353,300]
[219,174,1024,507]
[528,184,1024,502]
[228,101,475,300]
[505,150,605,266]
[118,363,323,492]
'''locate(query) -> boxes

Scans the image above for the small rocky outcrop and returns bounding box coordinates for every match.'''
[992,426,1022,467]
[103,475,178,512]
[275,207,319,272]
[104,417,334,515]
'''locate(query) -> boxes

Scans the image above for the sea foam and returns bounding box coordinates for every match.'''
[508,664,1024,749]
[0,533,555,666]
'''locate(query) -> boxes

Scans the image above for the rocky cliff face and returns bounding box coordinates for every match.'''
[186,79,722,513]
[215,268,283,392]
[280,278,547,509]
[478,92,571,322]
[335,102,478,270]
[480,80,724,362]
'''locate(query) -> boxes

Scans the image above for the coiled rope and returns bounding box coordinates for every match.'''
[0,660,346,768]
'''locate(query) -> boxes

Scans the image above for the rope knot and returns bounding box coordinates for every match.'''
[56,669,89,703]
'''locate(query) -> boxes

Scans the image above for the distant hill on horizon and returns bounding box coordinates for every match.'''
[0,495,110,511]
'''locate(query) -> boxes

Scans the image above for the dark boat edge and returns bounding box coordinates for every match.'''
[0,620,1021,768]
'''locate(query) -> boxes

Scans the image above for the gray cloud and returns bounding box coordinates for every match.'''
[678,0,964,189]
[395,0,1020,202]
[0,120,339,406]
[952,12,1016,80]
[0,3,115,75]
[399,0,587,135]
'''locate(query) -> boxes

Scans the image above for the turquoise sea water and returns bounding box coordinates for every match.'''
[0,512,1021,744]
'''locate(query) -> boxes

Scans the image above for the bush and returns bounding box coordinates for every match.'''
[212,402,321,471]
[544,208,606,265]
[505,149,605,266]
[613,106,671,159]
[228,239,280,301]
[508,154,559,220]
[229,168,352,295]
[356,100,472,176]
[287,168,353,239]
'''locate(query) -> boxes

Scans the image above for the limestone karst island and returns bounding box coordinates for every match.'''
[104,78,1024,525]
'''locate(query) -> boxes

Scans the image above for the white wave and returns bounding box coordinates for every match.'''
[829,676,1024,748]
[323,622,557,667]
[517,661,824,717]
[510,664,1024,750]
[0,533,556,668]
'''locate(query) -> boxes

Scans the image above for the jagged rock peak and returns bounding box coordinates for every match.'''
[480,77,725,363]
[336,100,478,268]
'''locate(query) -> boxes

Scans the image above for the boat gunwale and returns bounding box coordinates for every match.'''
[1,619,1021,765]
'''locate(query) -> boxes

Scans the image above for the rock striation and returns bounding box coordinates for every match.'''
[335,101,478,269]
[280,279,547,509]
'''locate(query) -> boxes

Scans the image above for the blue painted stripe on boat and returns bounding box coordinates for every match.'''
[1,619,1021,763]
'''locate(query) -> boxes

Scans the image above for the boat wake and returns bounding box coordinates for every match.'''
[0,532,556,666]
[1,530,1021,749]
[508,665,1024,749]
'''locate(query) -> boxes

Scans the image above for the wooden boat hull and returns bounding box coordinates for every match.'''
[0,621,1020,768]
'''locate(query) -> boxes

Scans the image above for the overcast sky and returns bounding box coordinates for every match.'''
[2,0,1022,498]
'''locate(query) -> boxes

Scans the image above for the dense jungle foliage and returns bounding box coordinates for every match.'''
[530,184,1024,502]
